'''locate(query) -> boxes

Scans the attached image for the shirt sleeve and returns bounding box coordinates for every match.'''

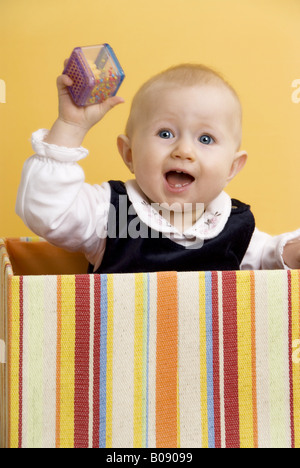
[241,227,300,270]
[15,129,111,270]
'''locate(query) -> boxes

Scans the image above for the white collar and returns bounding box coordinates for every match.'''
[125,180,232,242]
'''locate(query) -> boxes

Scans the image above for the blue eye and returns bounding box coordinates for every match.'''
[158,130,174,139]
[199,134,214,145]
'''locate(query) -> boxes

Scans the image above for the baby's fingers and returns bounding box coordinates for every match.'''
[85,95,125,128]
[99,95,125,115]
[56,73,73,93]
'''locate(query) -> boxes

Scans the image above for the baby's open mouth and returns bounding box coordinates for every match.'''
[165,170,195,188]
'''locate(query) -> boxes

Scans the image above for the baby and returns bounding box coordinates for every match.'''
[16,63,300,272]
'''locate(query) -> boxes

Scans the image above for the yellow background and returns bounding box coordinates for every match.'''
[1,0,300,237]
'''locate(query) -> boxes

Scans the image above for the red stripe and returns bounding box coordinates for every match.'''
[18,277,24,448]
[93,275,101,448]
[211,271,221,448]
[74,275,90,448]
[222,271,240,448]
[287,271,295,448]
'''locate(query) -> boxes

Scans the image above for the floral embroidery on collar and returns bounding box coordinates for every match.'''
[203,211,222,233]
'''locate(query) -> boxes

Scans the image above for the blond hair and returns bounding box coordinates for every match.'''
[125,64,242,146]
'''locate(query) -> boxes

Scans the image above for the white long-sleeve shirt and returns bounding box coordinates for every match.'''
[16,129,300,271]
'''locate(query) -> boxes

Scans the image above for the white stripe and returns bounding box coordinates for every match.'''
[281,275,292,448]
[177,272,202,448]
[28,277,44,448]
[254,271,271,448]
[268,272,291,447]
[111,274,135,448]
[42,276,57,448]
[0,340,5,364]
[21,277,29,448]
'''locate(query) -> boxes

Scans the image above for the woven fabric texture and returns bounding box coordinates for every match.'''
[0,238,300,448]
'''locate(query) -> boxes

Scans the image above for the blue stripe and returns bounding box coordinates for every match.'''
[205,272,215,448]
[99,275,108,448]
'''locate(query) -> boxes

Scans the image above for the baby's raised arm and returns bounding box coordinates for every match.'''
[16,70,124,269]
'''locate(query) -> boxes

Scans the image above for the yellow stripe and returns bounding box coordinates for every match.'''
[133,274,144,447]
[106,275,114,448]
[291,271,300,447]
[9,277,20,448]
[199,272,208,447]
[236,271,254,448]
[59,276,76,448]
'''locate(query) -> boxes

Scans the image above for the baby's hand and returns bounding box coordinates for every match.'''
[282,238,300,269]
[45,68,124,147]
[56,73,125,131]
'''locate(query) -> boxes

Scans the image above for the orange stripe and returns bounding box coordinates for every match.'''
[55,276,61,448]
[156,272,178,448]
[250,271,258,448]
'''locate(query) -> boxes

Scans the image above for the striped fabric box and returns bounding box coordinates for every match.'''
[0,237,300,448]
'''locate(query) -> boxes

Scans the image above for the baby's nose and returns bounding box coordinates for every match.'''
[171,140,195,161]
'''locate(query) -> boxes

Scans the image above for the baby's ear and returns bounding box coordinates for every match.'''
[227,150,248,183]
[117,135,134,173]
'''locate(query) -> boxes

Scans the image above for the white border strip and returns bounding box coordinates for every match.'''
[0,339,5,363]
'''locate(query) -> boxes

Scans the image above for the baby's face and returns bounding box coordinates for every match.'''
[119,84,246,221]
